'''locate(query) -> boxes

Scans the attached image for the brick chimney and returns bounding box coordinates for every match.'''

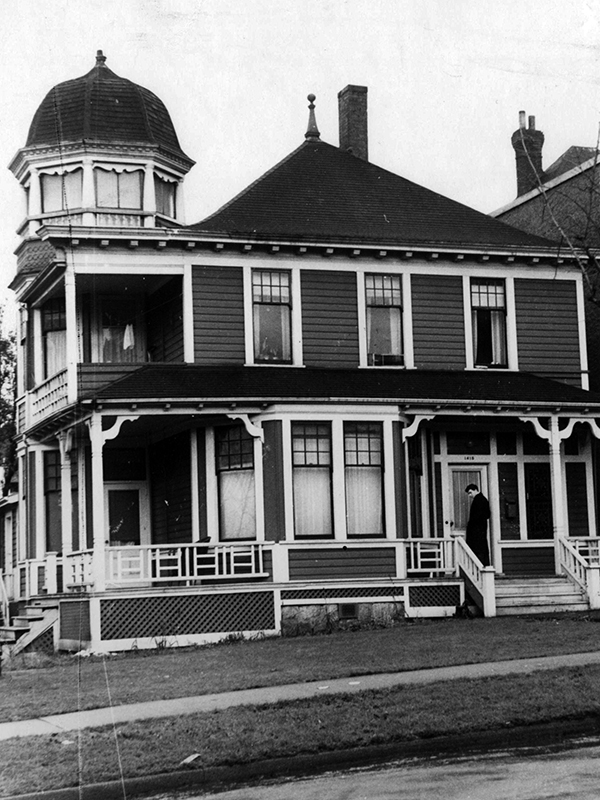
[511,111,544,196]
[338,85,368,161]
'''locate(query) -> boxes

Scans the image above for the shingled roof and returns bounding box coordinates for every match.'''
[88,365,599,408]
[26,51,193,165]
[191,139,556,250]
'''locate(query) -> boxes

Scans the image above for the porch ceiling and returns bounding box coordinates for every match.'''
[87,365,600,412]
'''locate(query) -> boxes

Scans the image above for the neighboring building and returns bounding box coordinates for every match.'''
[493,111,600,391]
[3,54,600,653]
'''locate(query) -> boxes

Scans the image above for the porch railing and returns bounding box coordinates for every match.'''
[64,550,95,590]
[105,542,269,586]
[30,369,69,423]
[405,538,456,575]
[454,535,496,616]
[558,536,600,609]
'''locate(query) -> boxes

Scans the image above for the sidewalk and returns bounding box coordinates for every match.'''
[3,649,600,741]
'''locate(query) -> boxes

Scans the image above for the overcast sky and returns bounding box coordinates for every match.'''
[1,0,600,317]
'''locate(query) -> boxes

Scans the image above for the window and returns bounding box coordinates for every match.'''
[292,423,333,538]
[365,274,403,365]
[41,170,82,212]
[216,426,256,540]
[471,279,507,367]
[41,298,67,378]
[100,297,145,363]
[154,175,176,217]
[44,451,61,553]
[252,270,292,362]
[344,422,384,536]
[96,169,143,209]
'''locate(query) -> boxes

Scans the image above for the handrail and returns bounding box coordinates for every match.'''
[558,536,589,591]
[454,536,496,617]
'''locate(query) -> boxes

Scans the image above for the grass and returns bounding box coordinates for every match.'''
[2,664,600,796]
[2,612,600,722]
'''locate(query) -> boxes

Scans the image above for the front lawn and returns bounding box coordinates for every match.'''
[2,665,600,796]
[3,613,600,722]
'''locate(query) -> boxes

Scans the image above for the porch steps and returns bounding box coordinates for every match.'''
[0,603,58,662]
[495,577,588,615]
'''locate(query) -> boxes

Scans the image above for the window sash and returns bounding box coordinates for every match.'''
[472,308,507,367]
[345,466,384,536]
[367,306,403,364]
[96,170,143,209]
[154,176,176,217]
[293,467,333,537]
[218,470,256,540]
[253,303,292,362]
[41,170,82,212]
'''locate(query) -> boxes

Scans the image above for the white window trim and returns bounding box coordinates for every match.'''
[243,265,303,366]
[463,275,517,371]
[357,270,412,369]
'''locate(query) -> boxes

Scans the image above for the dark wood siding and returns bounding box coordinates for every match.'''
[515,279,581,384]
[262,421,285,542]
[501,546,555,576]
[192,265,245,364]
[301,271,359,367]
[411,275,465,369]
[147,277,184,363]
[78,364,141,396]
[566,462,589,536]
[150,432,192,544]
[288,547,396,580]
[393,422,407,538]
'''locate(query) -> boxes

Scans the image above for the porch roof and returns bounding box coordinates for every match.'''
[88,365,600,410]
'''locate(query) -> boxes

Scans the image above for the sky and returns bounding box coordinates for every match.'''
[1,0,600,322]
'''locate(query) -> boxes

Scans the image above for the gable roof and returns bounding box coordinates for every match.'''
[191,140,555,250]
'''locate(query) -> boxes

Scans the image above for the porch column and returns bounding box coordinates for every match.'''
[58,432,73,556]
[87,416,106,592]
[65,266,78,403]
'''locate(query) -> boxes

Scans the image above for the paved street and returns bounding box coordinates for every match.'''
[165,740,600,800]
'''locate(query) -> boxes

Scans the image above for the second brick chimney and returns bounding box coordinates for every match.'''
[511,111,544,196]
[338,85,368,161]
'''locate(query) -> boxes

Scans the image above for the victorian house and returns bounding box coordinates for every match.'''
[2,55,600,654]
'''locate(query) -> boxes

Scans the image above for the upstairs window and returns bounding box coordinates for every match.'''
[41,169,82,213]
[344,422,384,537]
[252,270,292,363]
[95,168,143,209]
[292,423,333,538]
[471,278,508,368]
[154,175,176,218]
[366,274,403,366]
[41,298,67,379]
[216,426,256,540]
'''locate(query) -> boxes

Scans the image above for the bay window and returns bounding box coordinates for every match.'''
[216,426,256,540]
[292,423,333,538]
[344,422,384,536]
[366,274,403,365]
[471,278,508,367]
[252,270,292,362]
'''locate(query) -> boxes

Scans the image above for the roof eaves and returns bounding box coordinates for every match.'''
[492,154,600,217]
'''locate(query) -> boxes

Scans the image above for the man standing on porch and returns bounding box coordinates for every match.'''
[465,485,491,567]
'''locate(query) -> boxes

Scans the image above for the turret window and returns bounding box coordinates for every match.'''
[41,170,82,213]
[95,168,143,209]
[154,175,177,218]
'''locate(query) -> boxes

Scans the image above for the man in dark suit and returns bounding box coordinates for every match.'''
[465,484,491,566]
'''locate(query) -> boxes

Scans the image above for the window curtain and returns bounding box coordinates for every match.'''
[219,470,256,539]
[367,306,402,357]
[253,304,291,361]
[44,330,67,378]
[293,467,332,537]
[345,466,383,535]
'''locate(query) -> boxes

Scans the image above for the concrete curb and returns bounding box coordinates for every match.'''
[5,715,600,800]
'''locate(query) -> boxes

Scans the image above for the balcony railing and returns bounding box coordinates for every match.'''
[30,369,69,423]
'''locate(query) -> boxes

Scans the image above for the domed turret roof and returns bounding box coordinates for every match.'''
[26,51,192,164]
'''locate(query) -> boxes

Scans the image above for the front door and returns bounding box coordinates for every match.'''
[449,466,489,537]
[104,483,149,546]
[524,463,553,539]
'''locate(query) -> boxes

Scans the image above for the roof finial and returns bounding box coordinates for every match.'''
[96,50,107,66]
[305,93,320,141]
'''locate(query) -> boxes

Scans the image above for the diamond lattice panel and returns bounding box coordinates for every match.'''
[409,585,461,607]
[100,592,275,640]
[281,586,404,600]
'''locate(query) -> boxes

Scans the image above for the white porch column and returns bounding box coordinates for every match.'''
[58,432,73,557]
[65,265,78,403]
[87,415,106,592]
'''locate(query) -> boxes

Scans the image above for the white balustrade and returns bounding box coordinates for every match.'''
[30,369,69,422]
[404,538,456,576]
[558,536,600,608]
[65,550,95,589]
[454,535,496,616]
